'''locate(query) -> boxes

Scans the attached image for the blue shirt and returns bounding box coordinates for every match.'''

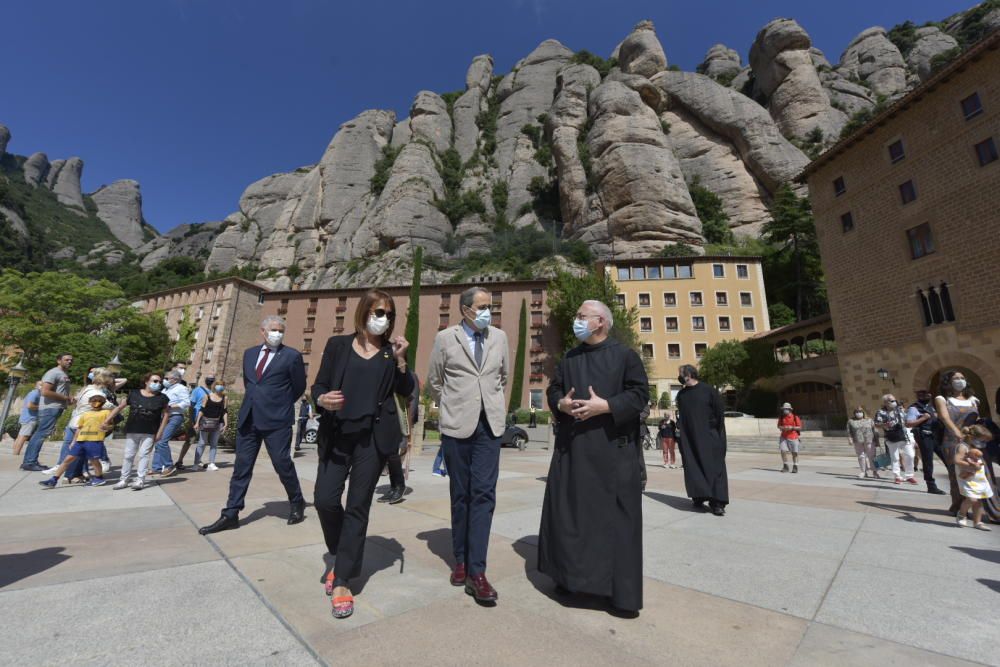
[460,320,482,357]
[190,386,209,417]
[19,388,40,423]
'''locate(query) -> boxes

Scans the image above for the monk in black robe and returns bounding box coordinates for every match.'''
[538,300,649,614]
[675,364,729,515]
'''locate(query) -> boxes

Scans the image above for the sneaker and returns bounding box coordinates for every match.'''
[906,477,918,485]
[780,464,789,473]
[206,463,219,471]
[956,517,969,527]
[113,480,129,490]
[42,466,59,475]
[86,477,107,487]
[175,463,187,471]
[131,480,146,491]
[974,523,992,531]
[792,465,798,474]
[161,466,177,478]
[893,478,902,485]
[432,471,445,477]
[857,472,866,479]
[39,477,58,489]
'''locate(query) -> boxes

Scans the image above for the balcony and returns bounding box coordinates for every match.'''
[530,346,543,354]
[303,327,315,334]
[439,303,450,310]
[333,327,344,333]
[307,307,317,315]
[529,373,544,382]
[277,308,288,316]
[530,300,542,307]
[335,305,347,313]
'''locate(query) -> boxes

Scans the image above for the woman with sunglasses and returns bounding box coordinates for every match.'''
[312,289,414,619]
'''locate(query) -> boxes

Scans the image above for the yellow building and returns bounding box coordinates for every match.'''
[605,256,770,400]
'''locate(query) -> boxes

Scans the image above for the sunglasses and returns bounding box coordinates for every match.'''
[373,308,395,320]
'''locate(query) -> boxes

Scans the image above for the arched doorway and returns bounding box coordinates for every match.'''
[925,366,992,419]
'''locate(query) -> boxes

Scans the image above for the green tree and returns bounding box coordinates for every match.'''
[404,246,423,368]
[659,243,697,258]
[688,178,734,245]
[768,303,796,327]
[698,339,781,406]
[547,269,639,354]
[658,391,672,410]
[171,307,198,364]
[762,185,826,321]
[508,299,527,412]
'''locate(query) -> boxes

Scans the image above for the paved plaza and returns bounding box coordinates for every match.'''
[1,434,998,667]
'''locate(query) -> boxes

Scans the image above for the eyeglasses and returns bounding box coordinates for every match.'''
[467,304,491,312]
[373,308,395,320]
[574,314,600,320]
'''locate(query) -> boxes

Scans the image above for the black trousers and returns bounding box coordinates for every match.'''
[314,431,385,581]
[223,422,303,518]
[914,432,948,485]
[385,451,405,489]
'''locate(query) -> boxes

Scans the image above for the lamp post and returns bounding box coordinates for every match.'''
[876,368,896,387]
[0,357,29,440]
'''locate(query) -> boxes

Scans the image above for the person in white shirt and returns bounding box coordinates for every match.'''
[151,369,190,477]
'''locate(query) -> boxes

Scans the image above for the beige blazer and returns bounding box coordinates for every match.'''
[427,323,509,439]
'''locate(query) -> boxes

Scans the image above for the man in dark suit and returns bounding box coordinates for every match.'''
[199,316,307,534]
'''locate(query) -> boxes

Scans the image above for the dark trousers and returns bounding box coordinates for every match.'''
[223,421,303,518]
[296,418,308,446]
[314,432,385,581]
[441,413,500,575]
[915,432,948,485]
[386,451,404,489]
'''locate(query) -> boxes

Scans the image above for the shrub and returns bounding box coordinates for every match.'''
[221,394,243,449]
[513,408,551,424]
[713,70,737,87]
[491,181,509,222]
[929,47,962,74]
[660,120,671,135]
[476,89,501,156]
[887,20,919,57]
[660,243,696,258]
[688,177,733,245]
[3,415,18,439]
[569,50,617,78]
[370,145,401,195]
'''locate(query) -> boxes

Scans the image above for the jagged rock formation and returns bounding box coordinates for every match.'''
[50,156,86,211]
[618,20,668,78]
[838,27,909,99]
[907,27,960,81]
[91,180,148,248]
[137,221,224,270]
[698,45,742,80]
[22,152,50,187]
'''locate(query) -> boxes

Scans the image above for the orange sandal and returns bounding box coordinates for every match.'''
[331,595,354,619]
[324,572,335,596]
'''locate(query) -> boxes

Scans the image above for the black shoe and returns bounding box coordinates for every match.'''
[927,485,946,495]
[692,500,705,510]
[199,514,239,535]
[288,501,305,525]
[711,506,726,516]
[780,464,789,473]
[376,489,395,503]
[21,463,46,472]
[792,465,798,474]
[175,463,187,471]
[387,487,405,504]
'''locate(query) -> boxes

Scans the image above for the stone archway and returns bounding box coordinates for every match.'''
[913,352,996,418]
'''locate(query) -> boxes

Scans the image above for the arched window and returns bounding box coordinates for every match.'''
[940,282,955,322]
[928,286,944,324]
[917,289,932,326]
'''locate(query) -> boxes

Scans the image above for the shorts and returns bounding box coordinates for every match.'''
[17,421,37,437]
[779,438,801,454]
[68,440,104,460]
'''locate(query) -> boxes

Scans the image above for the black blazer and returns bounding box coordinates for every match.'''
[311,334,416,457]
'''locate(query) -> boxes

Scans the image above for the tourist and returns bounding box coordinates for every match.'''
[48,368,119,480]
[107,372,170,490]
[847,406,878,479]
[12,381,41,456]
[38,394,112,488]
[296,395,312,451]
[431,445,447,477]
[875,394,916,485]
[427,286,508,603]
[777,402,802,473]
[198,315,307,535]
[20,353,74,471]
[954,425,994,530]
[378,375,420,505]
[934,370,981,515]
[538,300,648,617]
[675,364,729,515]
[177,375,214,470]
[311,290,413,619]
[529,405,537,428]
[905,389,947,494]
[151,369,190,477]
[659,413,677,468]
[194,380,228,470]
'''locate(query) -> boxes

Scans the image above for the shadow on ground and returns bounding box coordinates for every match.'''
[318,536,404,594]
[0,547,71,588]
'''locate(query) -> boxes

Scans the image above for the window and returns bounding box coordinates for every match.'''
[694,343,707,359]
[305,317,315,332]
[193,329,199,342]
[493,313,502,328]
[196,306,204,320]
[667,343,681,359]
[214,304,222,318]
[335,315,344,331]
[615,293,626,308]
[888,139,905,164]
[907,223,935,259]
[278,299,289,315]
[438,313,449,329]
[530,390,544,408]
[631,266,646,280]
[641,344,654,359]
[663,292,676,307]
[841,212,854,233]
[740,292,752,307]
[204,347,213,362]
[689,292,703,306]
[975,137,998,166]
[743,317,756,331]
[531,335,543,352]
[719,316,731,331]
[712,264,725,278]
[307,298,317,314]
[640,317,653,332]
[662,265,677,279]
[716,291,728,306]
[692,316,705,331]
[303,338,312,353]
[617,267,630,281]
[440,293,450,307]
[531,289,543,305]
[899,180,917,204]
[833,176,846,197]
[492,291,503,310]
[648,266,661,279]
[677,264,692,279]
[209,326,217,341]
[919,283,957,326]
[531,311,543,327]
[736,264,749,279]
[961,92,983,120]
[303,362,309,375]
[638,293,651,307]
[665,317,679,332]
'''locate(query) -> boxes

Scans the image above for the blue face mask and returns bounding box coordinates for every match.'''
[214,385,225,393]
[87,372,95,382]
[469,307,491,331]
[573,318,593,341]
[148,382,162,392]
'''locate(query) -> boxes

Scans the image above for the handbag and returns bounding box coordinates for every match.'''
[200,417,222,432]
[874,449,891,469]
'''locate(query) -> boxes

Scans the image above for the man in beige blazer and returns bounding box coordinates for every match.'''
[427,286,509,603]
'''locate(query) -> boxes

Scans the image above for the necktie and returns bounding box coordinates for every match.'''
[474,332,483,369]
[256,348,270,380]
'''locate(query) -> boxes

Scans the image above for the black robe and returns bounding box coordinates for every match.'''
[676,381,729,505]
[538,338,648,612]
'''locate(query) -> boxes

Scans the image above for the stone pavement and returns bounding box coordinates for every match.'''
[1,434,998,667]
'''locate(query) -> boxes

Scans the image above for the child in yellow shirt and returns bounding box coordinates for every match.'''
[39,394,113,488]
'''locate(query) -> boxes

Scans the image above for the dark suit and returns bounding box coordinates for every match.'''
[221,344,307,519]
[311,335,415,580]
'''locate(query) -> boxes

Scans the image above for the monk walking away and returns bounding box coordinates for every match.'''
[675,364,729,515]
[538,300,649,617]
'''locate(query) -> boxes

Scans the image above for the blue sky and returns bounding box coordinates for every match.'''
[3,0,974,234]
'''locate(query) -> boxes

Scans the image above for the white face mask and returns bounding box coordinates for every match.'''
[854,412,864,419]
[952,378,967,392]
[266,331,284,347]
[176,368,186,377]
[367,314,389,336]
[888,400,897,408]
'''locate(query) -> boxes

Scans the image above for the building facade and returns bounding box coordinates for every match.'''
[260,280,559,409]
[605,256,770,401]
[802,32,1000,416]
[138,277,265,387]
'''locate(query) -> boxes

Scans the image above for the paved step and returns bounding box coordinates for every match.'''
[726,435,852,456]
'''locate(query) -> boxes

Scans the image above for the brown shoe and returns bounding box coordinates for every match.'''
[465,573,498,602]
[450,563,466,587]
[161,466,177,478]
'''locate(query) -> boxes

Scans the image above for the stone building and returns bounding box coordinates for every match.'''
[260,280,559,410]
[137,277,265,387]
[801,31,1000,416]
[604,255,770,401]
